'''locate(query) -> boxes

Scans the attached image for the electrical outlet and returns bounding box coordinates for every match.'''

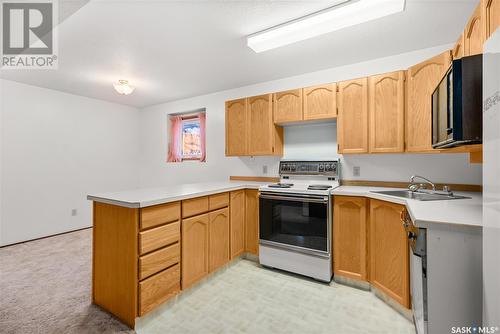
[263,165,268,174]
[71,209,77,216]
[353,166,361,177]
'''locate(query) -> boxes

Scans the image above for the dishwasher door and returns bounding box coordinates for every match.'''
[410,227,427,334]
[411,251,426,334]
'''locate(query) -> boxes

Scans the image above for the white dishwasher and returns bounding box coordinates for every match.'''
[402,210,482,334]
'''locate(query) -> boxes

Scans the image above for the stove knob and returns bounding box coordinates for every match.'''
[319,164,324,172]
[326,164,332,172]
[291,164,296,172]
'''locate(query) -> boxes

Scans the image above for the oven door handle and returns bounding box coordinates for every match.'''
[259,194,328,203]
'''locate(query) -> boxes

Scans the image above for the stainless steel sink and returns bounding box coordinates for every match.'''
[370,190,471,201]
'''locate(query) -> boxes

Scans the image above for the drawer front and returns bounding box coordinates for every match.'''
[139,221,180,255]
[140,202,180,230]
[209,192,229,211]
[139,264,180,316]
[182,196,209,218]
[139,243,180,280]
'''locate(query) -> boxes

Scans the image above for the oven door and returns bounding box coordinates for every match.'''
[259,192,330,257]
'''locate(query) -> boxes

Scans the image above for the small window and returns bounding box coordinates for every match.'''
[167,111,206,162]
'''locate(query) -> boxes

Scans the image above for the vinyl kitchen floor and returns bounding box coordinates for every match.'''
[1,228,414,334]
[137,260,415,334]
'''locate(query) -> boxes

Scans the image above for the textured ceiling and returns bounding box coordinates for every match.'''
[0,0,478,107]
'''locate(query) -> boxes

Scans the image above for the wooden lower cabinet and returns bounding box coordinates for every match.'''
[92,201,182,328]
[230,190,246,258]
[332,196,410,309]
[181,213,209,289]
[333,196,368,281]
[139,264,180,316]
[369,199,410,308]
[209,208,230,272]
[245,189,259,255]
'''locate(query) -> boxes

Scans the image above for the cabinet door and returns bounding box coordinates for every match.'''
[303,83,337,120]
[273,89,303,124]
[209,208,230,272]
[337,78,368,154]
[230,190,245,259]
[181,213,209,289]
[452,33,465,59]
[333,196,368,281]
[247,94,283,155]
[406,50,451,152]
[225,98,247,156]
[370,199,410,308]
[245,189,259,255]
[483,0,500,39]
[368,71,405,153]
[464,4,484,56]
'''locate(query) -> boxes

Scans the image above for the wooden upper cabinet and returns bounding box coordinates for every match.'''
[303,83,337,120]
[452,33,465,59]
[464,4,484,56]
[370,199,410,309]
[483,0,500,39]
[208,208,230,272]
[181,213,209,289]
[406,50,452,152]
[225,98,247,156]
[273,89,303,124]
[337,78,368,154]
[368,71,405,153]
[247,94,283,156]
[245,189,259,255]
[333,196,368,281]
[230,190,245,259]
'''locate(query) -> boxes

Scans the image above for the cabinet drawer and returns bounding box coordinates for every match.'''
[139,242,180,280]
[140,202,180,230]
[182,196,209,218]
[139,264,180,316]
[139,221,180,255]
[209,192,229,211]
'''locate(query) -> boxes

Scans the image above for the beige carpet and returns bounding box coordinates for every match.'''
[0,229,133,334]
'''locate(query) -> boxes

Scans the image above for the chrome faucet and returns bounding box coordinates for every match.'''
[409,175,436,192]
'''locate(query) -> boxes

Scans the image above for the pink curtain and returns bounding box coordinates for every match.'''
[167,116,183,162]
[198,112,206,162]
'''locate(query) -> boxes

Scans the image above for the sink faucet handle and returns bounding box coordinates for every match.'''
[408,183,419,192]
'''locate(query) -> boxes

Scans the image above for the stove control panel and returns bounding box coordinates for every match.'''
[279,160,339,177]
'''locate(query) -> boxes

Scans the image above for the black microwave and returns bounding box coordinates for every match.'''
[431,54,482,149]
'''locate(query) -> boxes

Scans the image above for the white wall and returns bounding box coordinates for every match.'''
[139,43,482,187]
[0,80,140,246]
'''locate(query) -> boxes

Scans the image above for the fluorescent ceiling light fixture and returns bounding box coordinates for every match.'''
[113,79,135,95]
[247,0,406,53]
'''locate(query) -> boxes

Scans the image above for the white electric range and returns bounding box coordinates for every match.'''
[258,160,340,282]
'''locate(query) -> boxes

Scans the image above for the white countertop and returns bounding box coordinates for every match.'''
[332,186,482,228]
[87,181,267,208]
[87,182,482,228]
